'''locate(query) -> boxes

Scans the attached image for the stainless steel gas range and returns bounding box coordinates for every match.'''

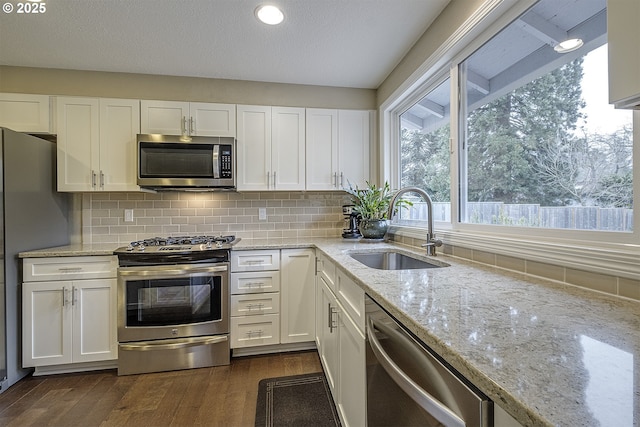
[113,235,239,375]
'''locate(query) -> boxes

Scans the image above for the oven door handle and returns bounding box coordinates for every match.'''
[119,335,228,352]
[118,264,228,278]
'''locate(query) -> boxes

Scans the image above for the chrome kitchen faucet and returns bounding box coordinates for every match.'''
[387,187,442,256]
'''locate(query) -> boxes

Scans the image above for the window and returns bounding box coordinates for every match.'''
[460,8,633,232]
[394,0,636,238]
[399,77,451,226]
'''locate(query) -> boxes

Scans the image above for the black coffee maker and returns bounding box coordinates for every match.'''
[342,205,361,239]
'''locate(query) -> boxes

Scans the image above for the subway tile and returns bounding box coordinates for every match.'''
[618,277,640,301]
[565,268,617,294]
[496,254,525,272]
[526,261,564,282]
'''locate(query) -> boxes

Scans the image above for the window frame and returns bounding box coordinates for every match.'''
[381,0,640,279]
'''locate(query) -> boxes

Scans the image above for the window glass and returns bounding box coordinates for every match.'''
[399,78,451,225]
[459,0,632,231]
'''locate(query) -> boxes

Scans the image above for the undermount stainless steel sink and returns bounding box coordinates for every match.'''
[349,251,448,270]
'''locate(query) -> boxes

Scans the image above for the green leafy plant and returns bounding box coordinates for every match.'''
[345,181,410,220]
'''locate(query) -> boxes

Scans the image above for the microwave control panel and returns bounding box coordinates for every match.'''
[221,145,233,178]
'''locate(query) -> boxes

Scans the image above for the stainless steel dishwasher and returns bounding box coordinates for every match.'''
[365,295,492,427]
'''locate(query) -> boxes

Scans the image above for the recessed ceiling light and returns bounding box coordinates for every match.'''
[554,38,584,53]
[255,5,284,25]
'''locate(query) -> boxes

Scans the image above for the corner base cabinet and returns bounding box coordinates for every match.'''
[22,256,118,374]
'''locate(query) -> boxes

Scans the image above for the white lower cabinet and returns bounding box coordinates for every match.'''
[230,249,316,351]
[230,250,281,348]
[22,256,118,374]
[316,252,366,427]
[280,248,315,344]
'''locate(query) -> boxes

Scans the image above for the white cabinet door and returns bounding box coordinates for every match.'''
[306,108,339,190]
[57,97,99,192]
[318,277,340,397]
[280,249,315,344]
[23,281,72,367]
[190,102,236,137]
[72,279,117,363]
[338,110,371,189]
[338,307,367,427]
[99,98,140,191]
[237,105,272,190]
[608,0,640,108]
[0,93,51,133]
[140,100,189,135]
[272,107,305,190]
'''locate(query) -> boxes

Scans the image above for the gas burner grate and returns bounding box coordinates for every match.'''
[130,235,236,247]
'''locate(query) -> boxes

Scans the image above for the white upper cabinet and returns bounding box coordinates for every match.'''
[237,105,305,191]
[57,97,140,192]
[272,107,305,190]
[608,0,640,109]
[306,108,371,190]
[140,100,236,136]
[306,109,339,190]
[0,93,52,133]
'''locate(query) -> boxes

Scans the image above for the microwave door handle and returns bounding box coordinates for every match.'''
[212,145,220,179]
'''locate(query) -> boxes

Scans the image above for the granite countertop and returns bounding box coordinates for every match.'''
[20,238,640,426]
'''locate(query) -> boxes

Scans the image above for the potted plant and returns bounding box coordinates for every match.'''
[345,181,409,239]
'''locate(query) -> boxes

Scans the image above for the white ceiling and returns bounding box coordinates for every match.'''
[0,0,451,89]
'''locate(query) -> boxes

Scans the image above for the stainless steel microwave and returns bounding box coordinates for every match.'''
[137,134,236,190]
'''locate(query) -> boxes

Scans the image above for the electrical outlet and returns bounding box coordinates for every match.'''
[124,209,134,222]
[258,207,267,220]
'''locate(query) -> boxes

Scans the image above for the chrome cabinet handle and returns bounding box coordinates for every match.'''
[273,171,276,189]
[119,335,228,351]
[181,116,187,135]
[333,172,338,188]
[62,287,68,307]
[340,172,344,188]
[118,263,228,278]
[58,267,82,272]
[267,171,271,189]
[91,170,97,188]
[189,116,195,135]
[328,304,338,333]
[100,171,104,189]
[72,286,78,306]
[367,317,466,427]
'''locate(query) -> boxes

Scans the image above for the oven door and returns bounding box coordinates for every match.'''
[118,263,229,342]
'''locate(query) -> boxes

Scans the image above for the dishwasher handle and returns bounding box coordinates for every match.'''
[367,316,466,427]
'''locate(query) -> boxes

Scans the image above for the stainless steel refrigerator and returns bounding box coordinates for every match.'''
[0,128,70,392]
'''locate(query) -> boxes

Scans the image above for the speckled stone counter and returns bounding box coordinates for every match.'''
[20,238,640,426]
[18,243,119,258]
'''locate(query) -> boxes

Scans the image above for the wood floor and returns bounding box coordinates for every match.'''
[0,350,322,427]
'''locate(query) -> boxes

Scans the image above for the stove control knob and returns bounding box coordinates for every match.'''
[216,241,223,248]
[205,242,213,249]
[126,245,134,251]
[137,244,146,251]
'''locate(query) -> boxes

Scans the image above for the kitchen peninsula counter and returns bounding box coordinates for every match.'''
[21,238,640,426]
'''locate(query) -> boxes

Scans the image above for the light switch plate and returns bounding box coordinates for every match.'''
[258,207,267,220]
[124,209,134,222]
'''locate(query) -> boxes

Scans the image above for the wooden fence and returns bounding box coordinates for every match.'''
[400,202,633,231]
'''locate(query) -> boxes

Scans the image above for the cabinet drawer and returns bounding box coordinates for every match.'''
[231,271,280,294]
[316,252,336,291]
[230,314,280,348]
[231,250,280,272]
[337,269,365,333]
[231,293,280,316]
[23,256,117,282]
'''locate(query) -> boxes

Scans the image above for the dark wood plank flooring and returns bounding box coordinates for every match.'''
[0,350,322,427]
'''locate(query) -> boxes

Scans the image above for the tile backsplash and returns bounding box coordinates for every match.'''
[82,191,349,245]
